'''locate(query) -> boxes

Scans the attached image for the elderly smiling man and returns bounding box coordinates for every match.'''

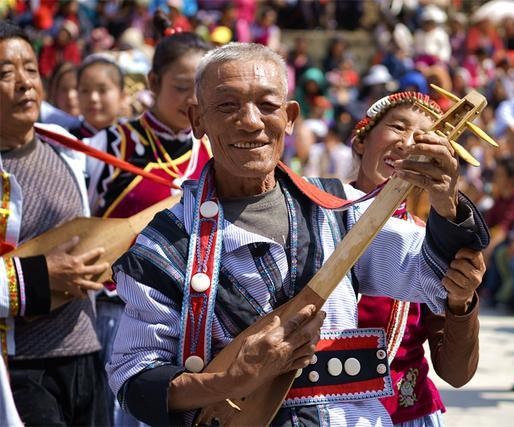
[107,43,489,426]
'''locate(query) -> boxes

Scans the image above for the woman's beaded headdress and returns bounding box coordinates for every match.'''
[351,91,442,144]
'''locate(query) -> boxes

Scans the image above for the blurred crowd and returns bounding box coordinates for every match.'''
[2,0,514,310]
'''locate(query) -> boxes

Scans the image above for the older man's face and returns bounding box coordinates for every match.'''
[0,38,43,136]
[190,59,298,186]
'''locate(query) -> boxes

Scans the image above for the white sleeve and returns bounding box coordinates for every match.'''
[343,184,448,314]
[105,270,182,399]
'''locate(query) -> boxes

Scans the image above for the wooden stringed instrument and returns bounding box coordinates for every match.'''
[6,195,180,309]
[194,87,497,426]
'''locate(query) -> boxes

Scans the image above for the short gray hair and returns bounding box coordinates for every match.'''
[195,42,288,101]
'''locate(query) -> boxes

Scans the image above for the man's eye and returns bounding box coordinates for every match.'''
[217,102,238,111]
[0,70,12,79]
[260,102,279,112]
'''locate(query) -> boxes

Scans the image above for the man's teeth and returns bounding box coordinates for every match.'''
[233,142,266,148]
[384,159,395,167]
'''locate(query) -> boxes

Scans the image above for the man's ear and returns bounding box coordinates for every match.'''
[188,104,205,139]
[148,71,159,94]
[284,101,300,135]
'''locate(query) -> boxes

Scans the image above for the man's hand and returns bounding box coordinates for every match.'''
[443,248,485,315]
[226,304,325,399]
[46,236,110,298]
[395,130,459,220]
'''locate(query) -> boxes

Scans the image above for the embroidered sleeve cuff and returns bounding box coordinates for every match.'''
[19,256,51,316]
[425,192,490,271]
[124,364,185,426]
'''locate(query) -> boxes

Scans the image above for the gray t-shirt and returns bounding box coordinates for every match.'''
[221,183,289,246]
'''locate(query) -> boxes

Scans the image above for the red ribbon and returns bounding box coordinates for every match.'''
[34,124,179,189]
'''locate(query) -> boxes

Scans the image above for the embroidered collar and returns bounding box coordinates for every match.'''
[144,111,192,142]
[79,119,99,137]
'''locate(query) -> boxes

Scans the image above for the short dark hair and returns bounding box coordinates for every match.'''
[0,20,33,48]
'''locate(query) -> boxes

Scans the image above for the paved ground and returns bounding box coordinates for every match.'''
[428,307,514,426]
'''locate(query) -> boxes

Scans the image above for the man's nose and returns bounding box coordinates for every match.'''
[237,103,264,131]
[15,69,33,92]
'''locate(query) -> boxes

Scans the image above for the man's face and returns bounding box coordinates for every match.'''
[0,38,43,137]
[190,59,298,186]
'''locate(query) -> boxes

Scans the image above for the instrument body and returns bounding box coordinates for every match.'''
[6,196,179,308]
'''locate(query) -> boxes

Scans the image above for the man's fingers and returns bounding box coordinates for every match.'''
[286,311,325,351]
[444,268,474,291]
[283,305,317,337]
[81,262,110,276]
[77,247,106,264]
[76,279,104,292]
[455,249,485,270]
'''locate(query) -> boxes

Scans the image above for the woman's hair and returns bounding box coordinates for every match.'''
[77,54,124,91]
[0,20,32,48]
[48,62,77,103]
[151,10,210,79]
[151,32,211,78]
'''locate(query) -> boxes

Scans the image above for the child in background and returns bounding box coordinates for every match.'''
[47,61,79,117]
[70,55,127,138]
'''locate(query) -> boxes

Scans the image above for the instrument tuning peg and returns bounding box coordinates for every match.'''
[465,121,499,147]
[450,140,480,167]
[429,84,461,102]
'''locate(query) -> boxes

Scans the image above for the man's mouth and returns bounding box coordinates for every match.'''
[233,142,267,149]
[17,98,36,106]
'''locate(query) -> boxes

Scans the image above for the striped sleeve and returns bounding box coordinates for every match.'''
[343,185,488,314]
[106,270,184,424]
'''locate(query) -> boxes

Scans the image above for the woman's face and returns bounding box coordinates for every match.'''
[54,70,79,116]
[77,63,124,129]
[150,51,203,133]
[353,104,434,192]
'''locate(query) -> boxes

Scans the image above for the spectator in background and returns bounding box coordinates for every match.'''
[448,12,468,69]
[88,26,115,55]
[483,156,514,307]
[466,16,504,61]
[287,36,313,83]
[47,61,79,117]
[38,19,81,80]
[70,55,127,139]
[303,123,353,181]
[322,36,348,73]
[413,5,451,65]
[251,6,280,51]
[295,67,331,120]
